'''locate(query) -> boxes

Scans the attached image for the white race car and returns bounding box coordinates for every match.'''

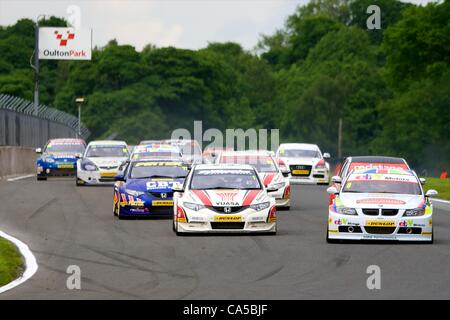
[276,143,330,185]
[326,168,438,243]
[173,164,277,235]
[76,140,129,186]
[215,150,291,209]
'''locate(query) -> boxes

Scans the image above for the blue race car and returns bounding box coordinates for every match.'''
[113,159,190,219]
[36,138,86,180]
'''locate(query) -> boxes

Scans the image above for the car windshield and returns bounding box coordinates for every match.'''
[190,169,261,190]
[45,143,85,154]
[343,173,421,195]
[220,156,278,173]
[279,149,320,158]
[130,162,189,179]
[86,145,128,157]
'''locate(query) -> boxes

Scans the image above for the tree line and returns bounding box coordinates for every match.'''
[0,0,448,174]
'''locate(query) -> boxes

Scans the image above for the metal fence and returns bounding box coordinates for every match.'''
[0,94,90,147]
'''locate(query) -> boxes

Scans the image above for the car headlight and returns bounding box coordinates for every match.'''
[403,208,425,217]
[124,189,145,197]
[250,201,271,211]
[184,202,205,211]
[336,207,358,215]
[81,159,98,171]
[269,182,285,190]
[45,157,55,163]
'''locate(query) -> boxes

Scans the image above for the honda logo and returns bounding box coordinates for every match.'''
[224,207,232,213]
[161,193,167,199]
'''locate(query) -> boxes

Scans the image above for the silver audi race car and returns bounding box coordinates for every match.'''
[326,168,438,243]
[173,164,277,235]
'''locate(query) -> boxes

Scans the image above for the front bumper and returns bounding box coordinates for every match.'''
[289,168,329,184]
[177,221,276,233]
[37,164,76,177]
[77,169,118,185]
[177,207,277,234]
[268,185,290,208]
[327,211,433,241]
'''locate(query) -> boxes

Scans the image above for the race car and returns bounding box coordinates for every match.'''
[329,156,411,205]
[76,140,129,186]
[130,144,183,161]
[163,139,203,165]
[202,146,233,164]
[326,168,437,243]
[36,138,86,180]
[276,143,330,185]
[215,150,291,209]
[113,160,189,219]
[173,164,277,235]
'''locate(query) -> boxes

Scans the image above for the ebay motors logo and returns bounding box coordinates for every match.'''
[54,30,75,46]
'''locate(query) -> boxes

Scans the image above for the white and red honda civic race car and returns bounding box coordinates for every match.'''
[215,150,291,209]
[172,164,277,235]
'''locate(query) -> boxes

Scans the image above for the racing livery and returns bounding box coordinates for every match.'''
[130,144,182,161]
[329,156,411,204]
[173,164,277,235]
[36,138,86,180]
[163,139,203,165]
[76,140,129,185]
[327,168,437,243]
[276,143,330,185]
[215,150,291,209]
[113,160,189,219]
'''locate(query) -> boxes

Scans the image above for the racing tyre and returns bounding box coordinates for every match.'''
[76,176,84,186]
[37,176,47,181]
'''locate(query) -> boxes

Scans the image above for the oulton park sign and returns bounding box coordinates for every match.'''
[38,27,92,60]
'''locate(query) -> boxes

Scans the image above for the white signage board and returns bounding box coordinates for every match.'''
[38,27,92,60]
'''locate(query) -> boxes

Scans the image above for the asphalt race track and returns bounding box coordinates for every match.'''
[1,177,450,299]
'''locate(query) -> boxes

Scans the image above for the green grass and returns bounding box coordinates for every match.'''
[424,178,450,200]
[0,237,24,286]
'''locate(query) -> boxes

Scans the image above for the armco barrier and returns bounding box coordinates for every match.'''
[0,146,36,178]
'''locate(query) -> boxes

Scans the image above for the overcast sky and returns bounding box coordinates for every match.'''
[0,0,437,51]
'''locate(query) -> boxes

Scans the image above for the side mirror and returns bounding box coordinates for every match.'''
[327,186,339,194]
[266,185,279,192]
[36,148,42,154]
[331,176,342,184]
[425,189,438,198]
[114,174,126,181]
[419,178,426,185]
[323,152,331,159]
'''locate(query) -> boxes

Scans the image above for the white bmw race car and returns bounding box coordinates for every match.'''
[76,140,129,186]
[276,143,330,185]
[326,168,438,243]
[173,164,277,235]
[215,150,291,209]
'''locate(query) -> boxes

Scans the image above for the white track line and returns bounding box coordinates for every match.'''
[7,174,34,182]
[0,231,38,294]
[432,198,450,204]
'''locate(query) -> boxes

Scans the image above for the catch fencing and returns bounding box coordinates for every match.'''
[0,94,90,148]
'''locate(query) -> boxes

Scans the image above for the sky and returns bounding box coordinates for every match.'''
[0,0,437,51]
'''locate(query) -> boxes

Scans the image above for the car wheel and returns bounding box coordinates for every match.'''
[37,176,47,181]
[76,176,84,186]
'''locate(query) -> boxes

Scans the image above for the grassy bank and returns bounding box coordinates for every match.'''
[425,178,450,200]
[0,237,24,286]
